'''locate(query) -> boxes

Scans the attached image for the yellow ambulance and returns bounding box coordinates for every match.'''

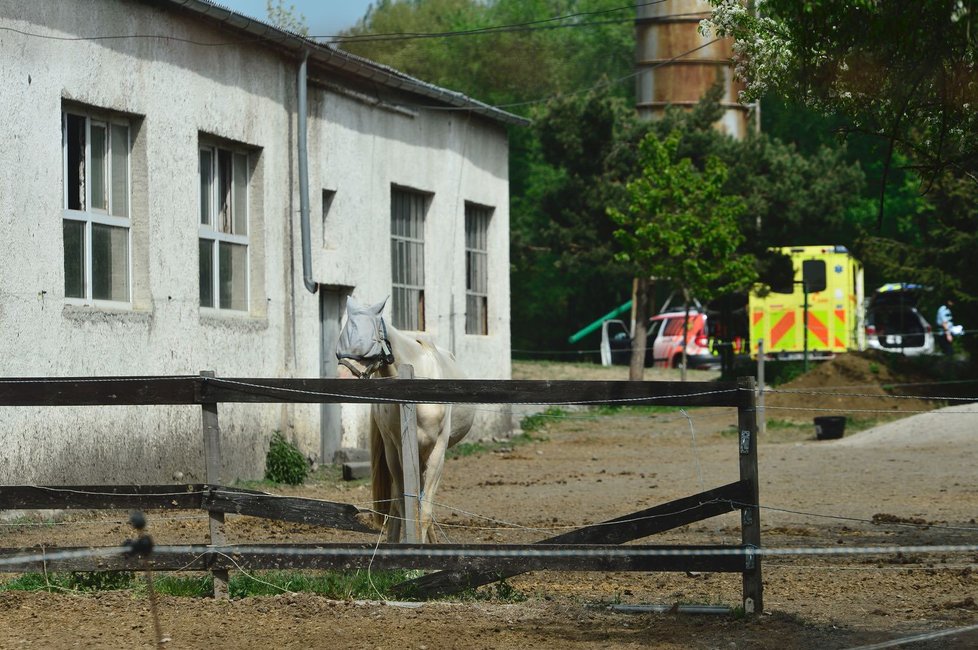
[749,246,866,359]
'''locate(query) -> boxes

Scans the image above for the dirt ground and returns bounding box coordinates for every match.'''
[1,355,977,649]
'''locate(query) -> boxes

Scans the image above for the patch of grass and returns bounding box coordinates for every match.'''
[67,571,136,591]
[589,404,687,416]
[448,431,544,460]
[844,416,883,434]
[0,571,136,593]
[150,574,213,597]
[3,570,435,601]
[225,570,417,599]
[0,573,60,592]
[519,407,567,433]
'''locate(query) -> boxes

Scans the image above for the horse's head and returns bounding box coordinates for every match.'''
[336,297,395,379]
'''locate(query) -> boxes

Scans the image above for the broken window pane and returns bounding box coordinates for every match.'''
[65,114,85,211]
[90,123,107,211]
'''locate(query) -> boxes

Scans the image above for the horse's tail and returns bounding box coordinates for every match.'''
[370,416,391,529]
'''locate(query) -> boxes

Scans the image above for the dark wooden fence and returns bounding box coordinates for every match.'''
[0,374,762,612]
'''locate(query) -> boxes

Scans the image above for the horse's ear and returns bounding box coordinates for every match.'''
[369,297,388,316]
[346,296,361,314]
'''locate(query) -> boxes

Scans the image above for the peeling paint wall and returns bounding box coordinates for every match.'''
[0,0,513,483]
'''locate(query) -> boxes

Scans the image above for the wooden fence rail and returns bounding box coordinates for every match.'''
[0,376,744,407]
[0,374,761,613]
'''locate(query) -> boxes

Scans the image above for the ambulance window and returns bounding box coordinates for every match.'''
[802,260,827,292]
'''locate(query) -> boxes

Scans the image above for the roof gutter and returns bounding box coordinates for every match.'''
[297,51,316,294]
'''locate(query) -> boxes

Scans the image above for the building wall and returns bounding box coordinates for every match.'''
[0,0,513,484]
[302,80,514,451]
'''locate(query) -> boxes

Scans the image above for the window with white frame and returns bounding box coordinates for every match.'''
[199,141,250,311]
[465,202,492,335]
[390,188,427,330]
[63,109,131,304]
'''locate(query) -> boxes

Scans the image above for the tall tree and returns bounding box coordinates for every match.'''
[703,1,978,206]
[858,172,978,360]
[512,90,646,354]
[608,131,756,379]
[339,0,635,106]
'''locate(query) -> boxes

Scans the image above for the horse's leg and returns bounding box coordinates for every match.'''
[369,414,391,531]
[381,429,405,543]
[419,405,453,544]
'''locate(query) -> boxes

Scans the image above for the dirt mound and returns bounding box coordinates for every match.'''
[763,351,939,421]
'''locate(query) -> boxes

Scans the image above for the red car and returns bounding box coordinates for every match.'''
[608,310,719,369]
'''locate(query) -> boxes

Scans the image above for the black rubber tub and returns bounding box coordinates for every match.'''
[814,416,847,440]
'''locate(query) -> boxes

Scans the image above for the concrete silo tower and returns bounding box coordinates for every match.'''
[635,0,754,139]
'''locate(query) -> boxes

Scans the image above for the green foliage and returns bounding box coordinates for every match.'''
[67,571,136,591]
[226,570,413,599]
[264,431,309,485]
[1,570,525,602]
[704,0,978,183]
[511,91,642,353]
[340,0,635,107]
[519,407,566,434]
[447,431,542,459]
[608,130,757,302]
[855,172,978,363]
[0,571,136,593]
[0,573,57,592]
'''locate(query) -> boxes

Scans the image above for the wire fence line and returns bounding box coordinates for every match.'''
[2,539,978,572]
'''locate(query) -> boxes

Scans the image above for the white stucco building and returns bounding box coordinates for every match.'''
[0,0,524,484]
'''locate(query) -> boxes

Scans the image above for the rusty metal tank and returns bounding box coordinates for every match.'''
[635,0,753,139]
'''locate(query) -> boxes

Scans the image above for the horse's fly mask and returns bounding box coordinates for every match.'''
[336,298,395,378]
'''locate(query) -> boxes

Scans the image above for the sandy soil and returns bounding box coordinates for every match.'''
[1,357,977,649]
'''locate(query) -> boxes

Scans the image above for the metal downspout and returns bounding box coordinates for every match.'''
[298,52,317,294]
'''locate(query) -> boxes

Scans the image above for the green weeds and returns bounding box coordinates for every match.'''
[0,569,526,602]
[264,431,309,485]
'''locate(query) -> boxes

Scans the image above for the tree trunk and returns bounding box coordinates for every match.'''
[629,277,653,381]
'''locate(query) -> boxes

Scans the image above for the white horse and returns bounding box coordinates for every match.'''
[336,297,474,543]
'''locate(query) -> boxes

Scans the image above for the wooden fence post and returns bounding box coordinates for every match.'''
[757,339,766,436]
[737,375,763,614]
[398,364,421,544]
[200,370,229,598]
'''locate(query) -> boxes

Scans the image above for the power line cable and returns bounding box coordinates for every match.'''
[0,2,683,47]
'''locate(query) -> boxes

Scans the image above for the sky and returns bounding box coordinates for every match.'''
[216,1,375,37]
